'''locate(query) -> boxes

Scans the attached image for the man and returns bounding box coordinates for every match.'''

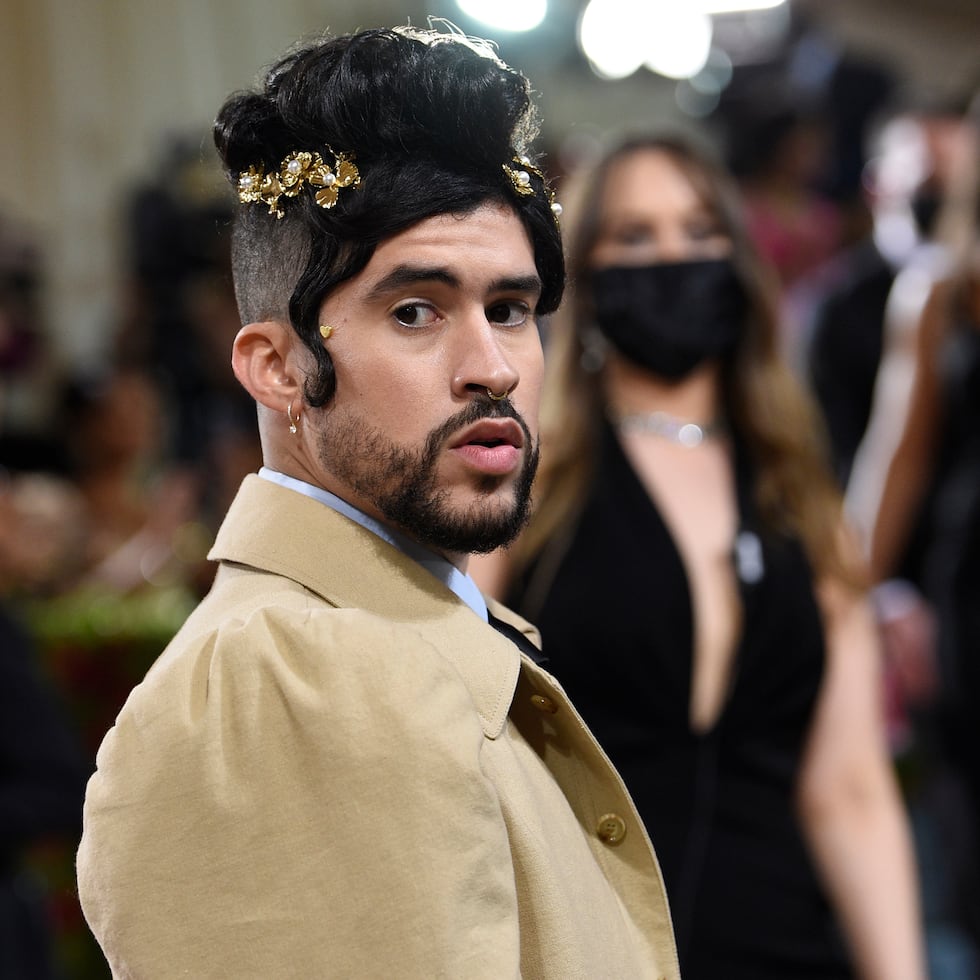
[77,26,679,979]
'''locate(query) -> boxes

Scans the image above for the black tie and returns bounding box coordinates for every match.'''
[487,610,548,666]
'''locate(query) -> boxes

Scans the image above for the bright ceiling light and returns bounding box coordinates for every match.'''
[455,0,548,33]
[700,0,786,10]
[644,6,712,79]
[579,0,713,81]
[578,0,784,82]
[578,0,651,79]
[697,0,786,14]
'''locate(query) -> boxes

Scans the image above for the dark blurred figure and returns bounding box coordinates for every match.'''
[0,474,90,980]
[809,96,973,487]
[37,363,209,740]
[118,137,261,531]
[0,213,66,475]
[847,93,980,979]
[728,98,843,292]
[0,216,42,393]
[710,3,896,368]
[9,366,207,980]
[716,93,850,368]
[58,366,205,594]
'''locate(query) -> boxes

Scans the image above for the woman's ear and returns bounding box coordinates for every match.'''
[231,320,304,412]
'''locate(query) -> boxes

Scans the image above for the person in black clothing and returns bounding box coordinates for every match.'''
[0,478,90,979]
[473,131,925,979]
[847,92,980,966]
[809,99,971,486]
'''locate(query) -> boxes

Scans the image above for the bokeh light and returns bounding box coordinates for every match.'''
[578,0,652,80]
[455,0,548,33]
[643,5,713,79]
[579,0,733,81]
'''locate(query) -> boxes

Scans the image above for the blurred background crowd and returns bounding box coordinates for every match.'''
[1,0,978,977]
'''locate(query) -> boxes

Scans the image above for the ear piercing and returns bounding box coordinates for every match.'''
[287,402,300,434]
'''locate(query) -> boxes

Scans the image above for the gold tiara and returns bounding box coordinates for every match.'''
[237,149,360,218]
[502,155,563,220]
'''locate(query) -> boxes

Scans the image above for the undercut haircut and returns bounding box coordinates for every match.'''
[213,26,565,406]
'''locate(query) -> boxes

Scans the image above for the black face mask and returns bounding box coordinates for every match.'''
[590,258,748,380]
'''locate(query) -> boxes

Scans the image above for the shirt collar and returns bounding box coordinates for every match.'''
[257,467,488,622]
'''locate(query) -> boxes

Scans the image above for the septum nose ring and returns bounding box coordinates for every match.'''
[487,385,514,402]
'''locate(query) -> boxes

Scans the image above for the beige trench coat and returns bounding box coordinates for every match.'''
[77,475,680,979]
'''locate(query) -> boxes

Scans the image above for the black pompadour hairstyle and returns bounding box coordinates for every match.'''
[213,26,565,406]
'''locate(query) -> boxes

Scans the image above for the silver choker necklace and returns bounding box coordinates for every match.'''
[613,410,724,447]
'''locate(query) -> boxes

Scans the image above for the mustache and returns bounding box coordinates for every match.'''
[426,397,531,455]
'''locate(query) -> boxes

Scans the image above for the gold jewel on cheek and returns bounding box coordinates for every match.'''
[319,324,334,340]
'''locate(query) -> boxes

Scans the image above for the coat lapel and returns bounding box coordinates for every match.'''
[208,475,531,738]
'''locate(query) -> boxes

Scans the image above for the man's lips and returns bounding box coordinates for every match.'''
[450,418,524,451]
[449,418,525,476]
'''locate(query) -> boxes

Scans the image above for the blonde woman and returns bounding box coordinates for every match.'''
[474,133,924,979]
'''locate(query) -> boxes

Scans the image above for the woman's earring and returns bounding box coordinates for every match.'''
[580,326,608,374]
[319,324,334,340]
[287,402,300,434]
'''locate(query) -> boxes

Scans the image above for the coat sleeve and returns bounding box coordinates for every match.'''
[77,604,522,979]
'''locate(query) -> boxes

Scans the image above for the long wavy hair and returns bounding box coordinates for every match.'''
[511,132,860,588]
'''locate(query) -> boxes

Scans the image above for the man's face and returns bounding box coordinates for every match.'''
[310,202,545,563]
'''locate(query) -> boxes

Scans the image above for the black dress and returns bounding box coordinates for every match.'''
[919,319,980,943]
[925,321,980,759]
[509,425,853,978]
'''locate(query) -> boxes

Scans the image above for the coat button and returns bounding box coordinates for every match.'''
[596,813,627,845]
[530,693,558,714]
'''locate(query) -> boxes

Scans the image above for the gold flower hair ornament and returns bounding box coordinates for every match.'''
[237,149,361,218]
[503,155,563,222]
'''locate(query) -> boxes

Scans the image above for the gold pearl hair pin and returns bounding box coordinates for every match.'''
[238,149,361,219]
[502,155,562,222]
[237,149,559,222]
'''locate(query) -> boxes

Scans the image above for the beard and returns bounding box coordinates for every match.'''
[317,399,539,555]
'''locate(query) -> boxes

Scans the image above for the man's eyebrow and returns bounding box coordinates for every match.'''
[364,266,460,302]
[363,266,543,303]
[489,274,543,299]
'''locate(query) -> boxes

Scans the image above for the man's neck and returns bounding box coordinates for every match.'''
[256,467,484,616]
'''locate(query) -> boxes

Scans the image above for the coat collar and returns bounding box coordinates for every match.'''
[208,475,539,738]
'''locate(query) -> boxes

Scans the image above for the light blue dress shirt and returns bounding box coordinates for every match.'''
[258,467,489,622]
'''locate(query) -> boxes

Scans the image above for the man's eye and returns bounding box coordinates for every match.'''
[486,301,530,327]
[393,303,438,328]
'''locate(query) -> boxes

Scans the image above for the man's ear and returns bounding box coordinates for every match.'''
[232,320,304,412]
